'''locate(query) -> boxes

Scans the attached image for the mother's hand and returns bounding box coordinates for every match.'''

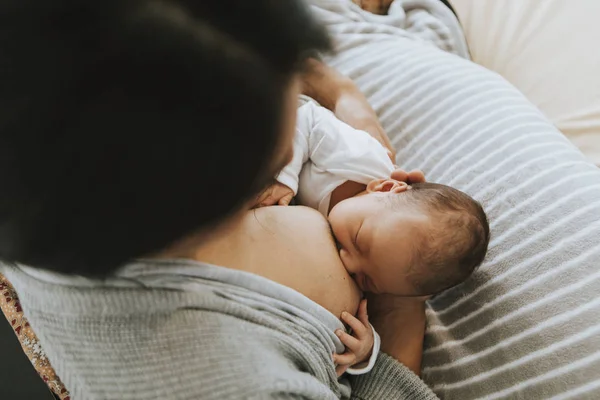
[366,293,429,375]
[390,169,426,185]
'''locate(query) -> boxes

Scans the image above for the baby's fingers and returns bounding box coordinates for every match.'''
[258,197,277,207]
[335,364,349,377]
[254,187,276,208]
[335,330,360,353]
[341,311,368,338]
[357,299,370,328]
[333,351,357,367]
[278,192,294,206]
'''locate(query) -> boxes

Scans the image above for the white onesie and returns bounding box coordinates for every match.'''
[276,98,392,375]
[276,99,395,217]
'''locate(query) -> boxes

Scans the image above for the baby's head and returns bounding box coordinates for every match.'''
[329,179,489,296]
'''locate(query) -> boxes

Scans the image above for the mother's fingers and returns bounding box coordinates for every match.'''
[407,169,426,183]
[390,169,409,182]
[390,168,426,184]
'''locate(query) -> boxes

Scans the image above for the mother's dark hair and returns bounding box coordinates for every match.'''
[0,0,330,276]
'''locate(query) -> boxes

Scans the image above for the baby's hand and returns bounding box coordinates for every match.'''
[333,299,374,376]
[254,182,294,208]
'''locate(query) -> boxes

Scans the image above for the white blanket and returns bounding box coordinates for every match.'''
[309,1,600,399]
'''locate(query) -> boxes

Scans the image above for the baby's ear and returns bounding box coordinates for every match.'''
[366,179,409,193]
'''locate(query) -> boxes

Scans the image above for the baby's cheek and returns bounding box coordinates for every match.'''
[379,264,413,295]
[339,249,359,275]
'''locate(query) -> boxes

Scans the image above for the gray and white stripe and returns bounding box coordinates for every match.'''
[311,0,600,398]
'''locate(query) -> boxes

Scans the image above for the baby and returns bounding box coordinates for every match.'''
[258,97,490,375]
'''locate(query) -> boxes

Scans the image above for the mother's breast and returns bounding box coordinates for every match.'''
[240,206,362,318]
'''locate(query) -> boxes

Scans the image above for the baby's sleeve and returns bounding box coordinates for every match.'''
[275,105,313,194]
[305,105,394,182]
[345,326,381,376]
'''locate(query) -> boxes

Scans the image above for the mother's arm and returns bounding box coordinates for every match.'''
[366,295,429,375]
[301,58,396,160]
[347,295,436,400]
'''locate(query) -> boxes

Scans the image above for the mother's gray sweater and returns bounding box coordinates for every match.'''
[1,260,437,399]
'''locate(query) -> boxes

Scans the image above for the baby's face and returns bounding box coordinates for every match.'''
[329,191,431,295]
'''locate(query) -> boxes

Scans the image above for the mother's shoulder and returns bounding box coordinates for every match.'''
[267,205,326,221]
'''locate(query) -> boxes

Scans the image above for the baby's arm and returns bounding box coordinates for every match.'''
[334,299,381,376]
[303,103,394,178]
[274,124,309,196]
[345,326,381,375]
[257,101,394,208]
[275,100,353,192]
[255,105,313,207]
